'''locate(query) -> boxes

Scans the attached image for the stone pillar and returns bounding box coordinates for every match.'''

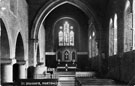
[19,65,26,79]
[2,64,13,83]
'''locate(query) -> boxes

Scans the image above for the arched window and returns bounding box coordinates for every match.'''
[133,0,135,50]
[91,25,98,57]
[70,30,74,46]
[89,35,92,58]
[124,0,133,52]
[109,18,114,56]
[109,14,118,56]
[64,21,70,46]
[59,30,64,46]
[114,14,118,55]
[58,21,75,46]
[88,23,98,58]
[92,31,96,57]
[72,52,76,60]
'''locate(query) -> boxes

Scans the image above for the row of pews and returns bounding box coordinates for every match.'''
[2,71,127,86]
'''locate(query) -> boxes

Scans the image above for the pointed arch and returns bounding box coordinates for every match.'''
[15,32,24,61]
[124,0,133,52]
[31,0,100,40]
[1,18,10,59]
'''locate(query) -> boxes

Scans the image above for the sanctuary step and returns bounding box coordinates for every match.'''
[75,72,96,78]
[57,72,75,86]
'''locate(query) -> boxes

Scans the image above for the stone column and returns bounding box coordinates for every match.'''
[2,64,13,83]
[19,65,26,79]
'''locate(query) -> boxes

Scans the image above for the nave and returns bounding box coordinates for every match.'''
[0,0,135,86]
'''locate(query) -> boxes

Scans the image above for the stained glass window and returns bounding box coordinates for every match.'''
[89,35,92,58]
[58,21,74,46]
[59,30,63,46]
[89,24,98,58]
[70,30,74,46]
[109,14,118,56]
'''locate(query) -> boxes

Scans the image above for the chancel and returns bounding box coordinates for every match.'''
[0,0,135,86]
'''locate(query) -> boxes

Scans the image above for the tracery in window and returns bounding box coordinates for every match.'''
[58,21,74,46]
[124,0,133,52]
[59,30,64,46]
[70,30,74,46]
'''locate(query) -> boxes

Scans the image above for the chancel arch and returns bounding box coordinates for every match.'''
[31,0,101,40]
[30,0,101,71]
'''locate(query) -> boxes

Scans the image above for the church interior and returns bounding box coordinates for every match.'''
[0,0,135,86]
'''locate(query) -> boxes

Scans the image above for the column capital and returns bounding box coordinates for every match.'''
[17,60,26,65]
[31,39,38,43]
[0,58,12,64]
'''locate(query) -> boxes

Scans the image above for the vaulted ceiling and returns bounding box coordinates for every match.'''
[26,0,110,32]
[26,0,110,16]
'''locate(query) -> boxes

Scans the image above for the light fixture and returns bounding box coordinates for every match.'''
[92,31,95,37]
